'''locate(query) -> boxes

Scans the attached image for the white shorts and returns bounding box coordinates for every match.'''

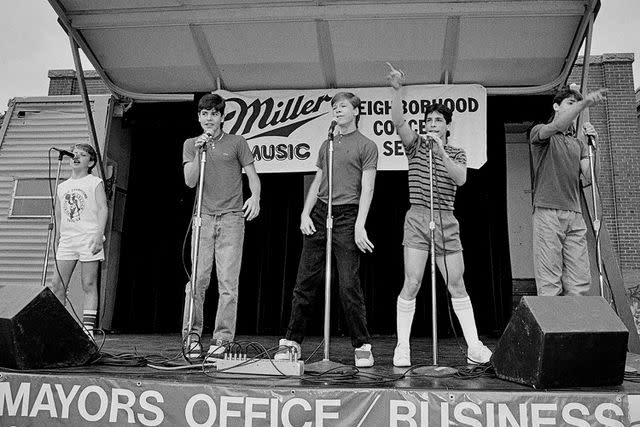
[56,234,105,262]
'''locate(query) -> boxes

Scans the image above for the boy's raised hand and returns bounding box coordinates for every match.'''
[585,88,608,106]
[386,62,405,90]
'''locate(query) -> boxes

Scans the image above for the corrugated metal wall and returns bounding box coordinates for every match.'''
[0,96,109,287]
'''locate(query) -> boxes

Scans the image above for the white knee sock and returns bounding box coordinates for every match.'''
[82,309,97,338]
[396,297,416,347]
[451,296,481,348]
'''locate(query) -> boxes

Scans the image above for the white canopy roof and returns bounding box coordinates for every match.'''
[48,0,600,99]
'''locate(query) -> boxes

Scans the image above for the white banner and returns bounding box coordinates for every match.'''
[216,85,487,173]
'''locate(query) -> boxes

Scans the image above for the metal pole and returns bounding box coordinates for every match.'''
[41,155,65,287]
[69,35,107,183]
[322,131,335,361]
[587,144,604,296]
[575,15,605,297]
[429,145,438,365]
[186,146,208,352]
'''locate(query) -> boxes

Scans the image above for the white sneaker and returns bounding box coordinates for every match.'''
[393,343,411,367]
[274,338,301,361]
[185,342,202,360]
[467,342,492,365]
[355,344,374,368]
[205,341,227,361]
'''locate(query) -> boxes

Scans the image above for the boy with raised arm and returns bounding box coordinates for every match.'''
[387,64,491,366]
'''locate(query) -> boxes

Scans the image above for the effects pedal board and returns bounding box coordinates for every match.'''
[211,353,304,376]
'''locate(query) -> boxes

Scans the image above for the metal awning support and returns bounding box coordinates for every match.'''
[69,34,107,184]
[49,0,192,102]
[578,15,594,100]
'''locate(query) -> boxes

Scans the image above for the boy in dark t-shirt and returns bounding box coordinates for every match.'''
[529,85,606,296]
[275,92,379,367]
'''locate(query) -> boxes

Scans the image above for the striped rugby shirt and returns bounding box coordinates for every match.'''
[405,134,467,211]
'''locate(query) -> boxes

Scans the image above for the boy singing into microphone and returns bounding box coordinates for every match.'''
[49,143,107,339]
[387,64,491,366]
[181,93,261,360]
[276,92,378,367]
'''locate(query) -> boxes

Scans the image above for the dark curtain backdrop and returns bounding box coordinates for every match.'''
[113,97,519,337]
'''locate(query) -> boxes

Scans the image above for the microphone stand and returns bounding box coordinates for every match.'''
[587,136,605,297]
[185,139,209,357]
[41,151,67,288]
[415,136,457,377]
[306,123,344,373]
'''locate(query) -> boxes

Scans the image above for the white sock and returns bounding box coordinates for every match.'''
[451,296,481,349]
[396,297,416,347]
[82,309,97,339]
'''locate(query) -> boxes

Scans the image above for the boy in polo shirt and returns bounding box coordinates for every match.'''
[530,86,607,296]
[275,92,379,367]
[387,63,491,367]
[181,94,261,360]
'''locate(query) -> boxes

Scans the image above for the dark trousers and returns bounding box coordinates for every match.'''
[286,201,371,348]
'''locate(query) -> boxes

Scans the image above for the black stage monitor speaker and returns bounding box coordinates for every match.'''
[0,285,98,369]
[492,296,628,389]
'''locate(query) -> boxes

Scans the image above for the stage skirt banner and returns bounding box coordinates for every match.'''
[0,372,635,426]
[214,85,487,174]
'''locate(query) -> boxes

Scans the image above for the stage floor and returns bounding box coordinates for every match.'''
[2,334,640,426]
[9,333,640,391]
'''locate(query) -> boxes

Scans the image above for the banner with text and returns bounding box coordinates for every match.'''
[215,85,487,173]
[0,373,633,426]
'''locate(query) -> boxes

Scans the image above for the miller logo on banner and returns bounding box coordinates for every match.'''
[215,85,486,173]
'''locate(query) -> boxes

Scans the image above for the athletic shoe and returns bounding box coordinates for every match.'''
[355,344,374,368]
[205,341,227,361]
[185,342,202,360]
[467,342,492,365]
[274,338,301,361]
[393,343,411,367]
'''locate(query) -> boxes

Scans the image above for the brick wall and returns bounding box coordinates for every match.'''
[48,69,111,96]
[636,88,640,126]
[570,53,640,286]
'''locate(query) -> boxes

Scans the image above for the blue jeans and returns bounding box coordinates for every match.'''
[182,211,244,344]
[532,207,591,296]
[286,202,371,348]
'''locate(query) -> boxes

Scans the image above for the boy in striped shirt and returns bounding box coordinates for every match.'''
[387,64,491,367]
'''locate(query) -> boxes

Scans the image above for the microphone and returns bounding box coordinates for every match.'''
[52,147,75,158]
[328,120,337,141]
[425,133,437,150]
[583,124,597,150]
[200,131,213,151]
